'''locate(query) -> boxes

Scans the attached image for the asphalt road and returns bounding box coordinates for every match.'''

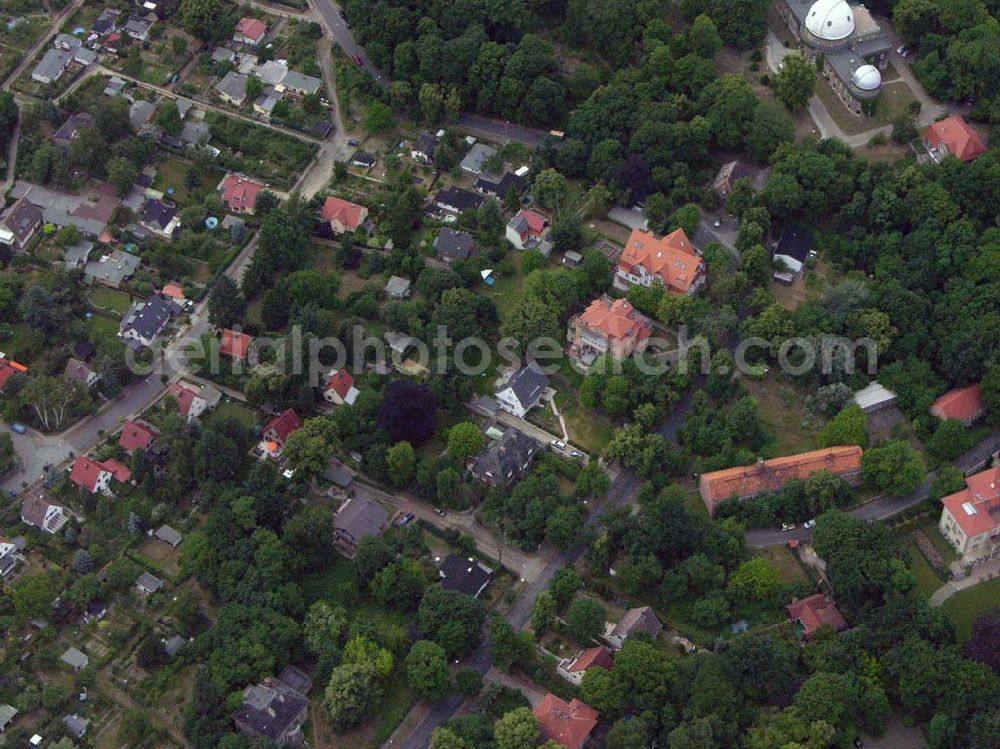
[455,113,551,148]
[311,0,389,88]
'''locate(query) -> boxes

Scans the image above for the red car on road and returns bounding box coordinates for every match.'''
[352,54,363,66]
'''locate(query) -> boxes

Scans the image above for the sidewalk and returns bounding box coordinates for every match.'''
[929,556,1000,607]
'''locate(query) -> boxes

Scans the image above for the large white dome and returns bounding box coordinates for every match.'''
[805,0,855,41]
[851,64,881,91]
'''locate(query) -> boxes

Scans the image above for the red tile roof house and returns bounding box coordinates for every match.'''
[786,593,848,641]
[259,409,302,459]
[698,446,864,516]
[567,295,653,365]
[219,174,265,214]
[69,455,132,494]
[923,115,987,163]
[219,329,254,361]
[615,228,705,295]
[0,358,28,390]
[930,384,985,427]
[118,420,157,454]
[323,369,360,406]
[322,196,369,235]
[505,209,549,250]
[938,466,1000,562]
[233,16,267,46]
[166,382,209,422]
[533,694,599,749]
[21,492,69,534]
[160,282,186,303]
[557,646,614,686]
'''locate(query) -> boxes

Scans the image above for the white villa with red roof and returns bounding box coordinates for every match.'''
[567,295,653,364]
[322,369,359,406]
[557,646,614,686]
[258,409,302,459]
[939,466,1000,562]
[615,228,705,295]
[166,382,209,422]
[505,209,548,250]
[69,455,132,494]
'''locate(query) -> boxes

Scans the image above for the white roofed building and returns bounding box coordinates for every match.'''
[777,0,891,115]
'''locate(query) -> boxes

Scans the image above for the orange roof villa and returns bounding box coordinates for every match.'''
[699,446,863,515]
[938,466,1000,562]
[615,228,705,295]
[567,295,653,365]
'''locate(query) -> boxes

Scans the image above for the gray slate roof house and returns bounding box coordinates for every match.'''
[129,100,156,130]
[123,16,153,41]
[31,48,72,84]
[119,295,178,347]
[0,704,17,731]
[53,112,94,147]
[64,357,99,388]
[54,33,82,51]
[155,525,183,547]
[433,186,484,215]
[60,647,89,672]
[460,143,497,175]
[277,666,313,696]
[475,169,528,198]
[164,635,187,657]
[85,249,140,289]
[104,76,126,96]
[1,198,43,249]
[64,239,94,270]
[140,199,179,237]
[255,59,288,86]
[179,120,210,145]
[93,8,121,34]
[471,428,542,488]
[216,71,249,105]
[607,606,662,648]
[63,714,90,739]
[232,674,310,745]
[351,150,376,168]
[74,47,97,66]
[411,132,437,162]
[433,228,474,263]
[281,70,321,95]
[211,46,236,64]
[439,555,492,598]
[136,572,164,595]
[495,363,550,418]
[384,275,411,299]
[333,497,388,555]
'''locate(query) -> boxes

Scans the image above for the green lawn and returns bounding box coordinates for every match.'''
[942,576,1000,642]
[87,287,132,314]
[484,255,526,321]
[206,400,259,429]
[906,545,945,601]
[152,158,193,204]
[87,314,120,342]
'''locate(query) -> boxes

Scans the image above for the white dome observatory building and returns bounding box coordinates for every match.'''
[778,0,891,114]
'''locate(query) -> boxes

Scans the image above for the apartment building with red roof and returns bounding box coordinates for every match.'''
[699,446,863,515]
[930,384,985,426]
[533,694,599,749]
[567,295,653,364]
[615,228,705,295]
[939,466,1000,561]
[924,116,987,163]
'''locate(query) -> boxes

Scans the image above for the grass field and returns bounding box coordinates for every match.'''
[152,158,194,204]
[942,576,1000,642]
[753,544,809,585]
[88,287,132,314]
[87,314,121,341]
[906,545,945,601]
[205,400,259,429]
[743,375,824,457]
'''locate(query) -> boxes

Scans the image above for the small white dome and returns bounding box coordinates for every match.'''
[851,64,881,91]
[805,0,855,41]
